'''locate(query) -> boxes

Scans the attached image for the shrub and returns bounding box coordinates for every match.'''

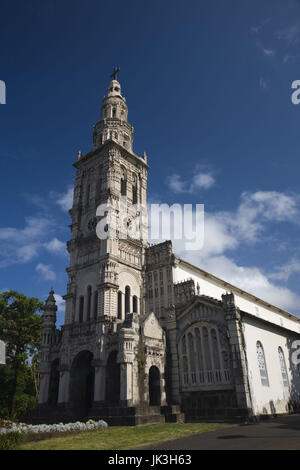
[0,419,108,437]
[0,431,24,450]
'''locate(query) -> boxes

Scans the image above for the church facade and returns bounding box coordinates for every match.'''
[36,73,300,425]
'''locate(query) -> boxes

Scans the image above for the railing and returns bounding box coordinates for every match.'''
[182,369,231,387]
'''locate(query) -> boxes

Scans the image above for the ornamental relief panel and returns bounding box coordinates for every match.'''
[177,304,226,334]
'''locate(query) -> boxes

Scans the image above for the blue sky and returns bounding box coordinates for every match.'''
[1,0,300,323]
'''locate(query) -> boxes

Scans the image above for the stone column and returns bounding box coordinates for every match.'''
[93,361,106,402]
[222,292,253,416]
[63,293,74,324]
[120,362,133,404]
[160,370,167,406]
[165,306,181,404]
[117,321,136,406]
[38,372,50,404]
[57,367,70,405]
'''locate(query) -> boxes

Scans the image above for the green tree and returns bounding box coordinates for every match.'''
[0,290,43,419]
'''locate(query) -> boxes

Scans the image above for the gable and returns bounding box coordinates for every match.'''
[142,312,163,340]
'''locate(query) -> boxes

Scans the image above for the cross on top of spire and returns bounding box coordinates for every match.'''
[110,66,120,81]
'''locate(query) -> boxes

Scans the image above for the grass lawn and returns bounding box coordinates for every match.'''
[18,422,232,450]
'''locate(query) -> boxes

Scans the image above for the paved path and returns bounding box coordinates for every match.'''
[136,414,300,450]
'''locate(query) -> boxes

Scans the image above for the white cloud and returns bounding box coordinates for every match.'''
[202,255,300,312]
[44,237,66,255]
[36,263,56,281]
[192,173,215,190]
[56,187,73,212]
[254,39,276,60]
[167,174,186,193]
[277,24,300,45]
[0,216,52,243]
[17,243,40,263]
[166,170,215,194]
[0,216,54,268]
[259,77,268,89]
[150,189,300,312]
[54,293,65,312]
[193,212,238,257]
[250,18,271,35]
[283,54,300,64]
[262,48,276,57]
[230,191,299,243]
[0,212,69,268]
[269,259,300,282]
[149,190,300,253]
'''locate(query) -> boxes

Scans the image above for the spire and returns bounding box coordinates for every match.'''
[43,288,57,327]
[93,70,134,152]
[45,288,56,308]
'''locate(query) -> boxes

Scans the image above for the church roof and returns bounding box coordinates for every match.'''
[176,257,300,325]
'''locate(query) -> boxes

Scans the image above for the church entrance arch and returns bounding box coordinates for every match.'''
[105,350,120,403]
[70,351,94,417]
[149,366,161,406]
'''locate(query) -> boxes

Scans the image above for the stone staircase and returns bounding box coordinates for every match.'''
[161,405,185,423]
[23,403,186,426]
[88,404,185,426]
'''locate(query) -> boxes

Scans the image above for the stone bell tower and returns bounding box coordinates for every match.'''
[36,70,168,425]
[64,69,149,326]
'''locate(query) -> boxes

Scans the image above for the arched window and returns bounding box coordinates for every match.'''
[181,335,189,385]
[112,107,117,118]
[125,286,130,314]
[93,291,98,319]
[179,324,231,388]
[87,286,92,321]
[133,295,138,313]
[278,347,289,388]
[86,184,90,205]
[121,167,127,196]
[188,333,197,384]
[202,327,212,369]
[132,173,138,205]
[256,341,269,386]
[96,178,102,198]
[79,296,84,323]
[118,291,122,319]
[195,328,204,370]
[211,329,221,369]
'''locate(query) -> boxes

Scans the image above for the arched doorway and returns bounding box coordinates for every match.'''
[125,286,130,314]
[48,359,59,405]
[105,351,120,403]
[149,366,161,406]
[70,351,94,417]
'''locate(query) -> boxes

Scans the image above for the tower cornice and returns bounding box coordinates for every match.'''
[73,140,149,170]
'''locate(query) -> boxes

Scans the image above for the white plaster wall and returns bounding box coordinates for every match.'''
[243,317,298,415]
[174,264,228,300]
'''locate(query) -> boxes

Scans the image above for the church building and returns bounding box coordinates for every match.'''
[35,71,300,425]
